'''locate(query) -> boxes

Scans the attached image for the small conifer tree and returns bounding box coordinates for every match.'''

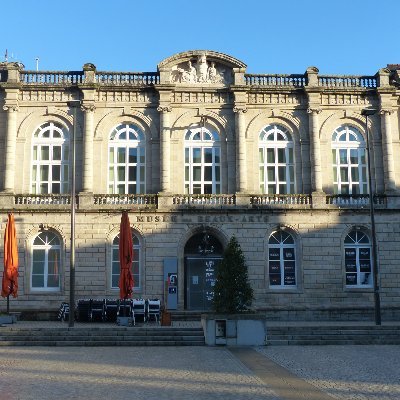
[213,236,253,313]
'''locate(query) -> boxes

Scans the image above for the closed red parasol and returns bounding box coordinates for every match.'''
[1,213,19,313]
[118,211,134,300]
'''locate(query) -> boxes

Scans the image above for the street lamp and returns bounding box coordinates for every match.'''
[361,108,381,325]
[67,100,80,327]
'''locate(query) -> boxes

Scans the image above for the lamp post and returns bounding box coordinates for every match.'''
[361,108,381,325]
[67,100,80,327]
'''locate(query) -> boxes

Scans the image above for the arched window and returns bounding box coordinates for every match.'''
[268,230,296,288]
[31,122,70,194]
[184,126,221,194]
[259,124,295,194]
[31,231,61,291]
[108,123,146,194]
[344,230,372,287]
[332,125,367,194]
[111,232,141,289]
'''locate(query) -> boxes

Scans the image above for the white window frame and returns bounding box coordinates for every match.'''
[31,231,61,292]
[332,125,367,195]
[268,230,297,288]
[31,122,70,194]
[259,124,295,194]
[344,230,373,288]
[111,232,141,290]
[108,123,146,194]
[184,126,221,195]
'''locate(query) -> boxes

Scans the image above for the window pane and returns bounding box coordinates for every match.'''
[32,275,44,288]
[33,146,38,161]
[204,148,212,163]
[350,149,358,164]
[215,166,220,181]
[53,146,61,161]
[267,167,275,181]
[117,148,125,163]
[109,148,114,163]
[279,184,286,194]
[259,148,264,163]
[360,149,366,164]
[129,148,137,163]
[340,168,348,181]
[289,166,294,182]
[214,148,220,163]
[52,165,61,180]
[351,167,359,181]
[278,166,285,181]
[339,149,347,164]
[117,184,125,194]
[185,166,189,181]
[204,184,212,194]
[52,183,60,194]
[139,166,145,181]
[41,147,50,161]
[193,166,201,181]
[193,148,201,163]
[277,148,285,163]
[63,146,69,161]
[128,184,136,194]
[117,167,125,181]
[109,167,114,181]
[259,167,264,182]
[204,166,212,181]
[185,148,189,163]
[332,149,336,164]
[40,166,49,180]
[266,148,275,163]
[128,166,136,181]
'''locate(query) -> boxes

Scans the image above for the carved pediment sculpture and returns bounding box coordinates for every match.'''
[170,53,230,85]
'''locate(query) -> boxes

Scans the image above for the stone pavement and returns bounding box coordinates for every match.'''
[0,344,399,400]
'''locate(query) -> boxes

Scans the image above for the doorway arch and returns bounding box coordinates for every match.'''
[184,229,223,310]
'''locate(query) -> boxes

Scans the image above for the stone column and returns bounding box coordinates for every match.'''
[380,108,396,192]
[81,104,95,192]
[234,106,247,192]
[157,106,172,193]
[3,104,19,192]
[307,107,323,193]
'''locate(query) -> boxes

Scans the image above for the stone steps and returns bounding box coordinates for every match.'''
[0,327,205,346]
[266,325,400,345]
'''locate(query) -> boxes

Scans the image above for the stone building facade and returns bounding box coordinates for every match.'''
[0,50,399,320]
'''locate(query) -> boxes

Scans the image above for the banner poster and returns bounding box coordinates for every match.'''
[360,261,371,273]
[359,248,370,259]
[283,249,295,260]
[346,273,357,285]
[284,261,295,273]
[269,249,280,260]
[284,274,296,285]
[345,260,357,272]
[345,248,356,260]
[269,261,280,274]
[270,274,281,285]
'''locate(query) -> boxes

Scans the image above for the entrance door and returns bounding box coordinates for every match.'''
[185,257,221,310]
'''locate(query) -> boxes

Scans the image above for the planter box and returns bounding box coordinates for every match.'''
[201,313,266,346]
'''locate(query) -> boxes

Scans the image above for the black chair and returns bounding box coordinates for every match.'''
[105,299,119,322]
[77,299,91,322]
[117,299,133,318]
[90,299,105,322]
[132,299,146,325]
[146,299,161,324]
[58,302,69,322]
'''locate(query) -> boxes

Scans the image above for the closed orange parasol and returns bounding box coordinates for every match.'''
[1,213,19,313]
[118,211,134,300]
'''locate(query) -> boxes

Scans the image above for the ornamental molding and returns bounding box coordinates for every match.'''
[81,104,96,113]
[3,105,19,112]
[247,92,303,105]
[233,106,247,114]
[307,107,322,115]
[157,106,172,113]
[380,108,394,115]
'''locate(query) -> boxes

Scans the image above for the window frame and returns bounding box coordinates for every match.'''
[31,231,62,292]
[259,124,295,194]
[184,126,221,195]
[108,123,146,195]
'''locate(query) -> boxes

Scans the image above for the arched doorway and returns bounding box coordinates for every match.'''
[184,230,223,310]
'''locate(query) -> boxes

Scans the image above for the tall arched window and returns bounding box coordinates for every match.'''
[111,232,141,289]
[184,126,221,194]
[31,231,61,291]
[108,123,146,194]
[259,124,295,194]
[268,230,296,288]
[31,122,70,194]
[344,230,372,287]
[332,125,367,194]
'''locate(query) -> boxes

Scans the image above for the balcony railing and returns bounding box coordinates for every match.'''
[250,194,312,206]
[326,194,386,207]
[318,75,377,88]
[20,71,84,85]
[93,194,157,205]
[173,194,236,206]
[95,72,159,85]
[14,194,73,205]
[245,74,306,87]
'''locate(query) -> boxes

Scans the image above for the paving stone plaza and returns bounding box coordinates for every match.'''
[0,345,399,400]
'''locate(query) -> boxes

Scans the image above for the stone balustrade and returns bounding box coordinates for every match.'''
[244,74,306,87]
[95,72,160,85]
[172,194,236,206]
[93,194,157,206]
[250,194,312,206]
[318,75,377,88]
[326,194,386,207]
[20,71,84,85]
[14,194,73,205]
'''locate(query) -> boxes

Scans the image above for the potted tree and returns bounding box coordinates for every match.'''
[201,236,266,345]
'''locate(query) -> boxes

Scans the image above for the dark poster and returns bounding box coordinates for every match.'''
[345,260,357,272]
[283,249,295,260]
[346,273,357,285]
[360,261,371,273]
[345,248,356,260]
[284,274,296,285]
[269,261,280,274]
[270,274,281,285]
[269,249,280,260]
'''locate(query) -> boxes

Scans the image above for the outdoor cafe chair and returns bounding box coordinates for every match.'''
[105,299,119,322]
[146,299,161,324]
[77,299,91,322]
[90,299,106,322]
[58,302,69,322]
[132,298,146,325]
[117,299,133,319]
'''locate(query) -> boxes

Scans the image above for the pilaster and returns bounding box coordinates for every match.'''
[233,106,247,193]
[157,105,172,193]
[81,103,96,193]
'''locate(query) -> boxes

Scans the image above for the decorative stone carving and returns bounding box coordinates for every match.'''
[170,53,230,85]
[233,106,247,114]
[157,106,172,113]
[81,104,96,113]
[307,107,322,114]
[3,105,19,112]
[380,108,394,115]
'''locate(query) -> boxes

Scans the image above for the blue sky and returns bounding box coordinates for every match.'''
[2,0,399,75]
